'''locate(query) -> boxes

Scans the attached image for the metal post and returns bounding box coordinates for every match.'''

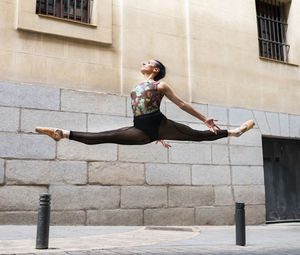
[36,193,51,249]
[235,202,246,246]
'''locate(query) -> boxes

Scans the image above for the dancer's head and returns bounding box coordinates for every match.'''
[140,59,166,81]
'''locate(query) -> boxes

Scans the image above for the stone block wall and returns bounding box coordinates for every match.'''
[0,81,299,226]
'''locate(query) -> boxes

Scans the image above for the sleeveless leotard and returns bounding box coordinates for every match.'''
[130,81,163,116]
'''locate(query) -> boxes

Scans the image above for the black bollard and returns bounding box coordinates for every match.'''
[235,202,246,246]
[36,193,51,249]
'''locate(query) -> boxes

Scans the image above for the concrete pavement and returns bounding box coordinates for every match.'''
[0,223,299,254]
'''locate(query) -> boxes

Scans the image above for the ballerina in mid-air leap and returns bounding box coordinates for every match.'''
[36,59,254,148]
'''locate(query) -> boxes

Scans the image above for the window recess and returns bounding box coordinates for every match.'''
[255,0,290,63]
[36,0,92,24]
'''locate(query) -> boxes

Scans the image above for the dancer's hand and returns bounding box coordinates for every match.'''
[204,118,220,134]
[155,140,171,149]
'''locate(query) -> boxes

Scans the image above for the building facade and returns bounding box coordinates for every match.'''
[0,0,299,225]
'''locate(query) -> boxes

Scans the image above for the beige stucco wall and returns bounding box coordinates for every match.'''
[189,0,300,115]
[0,0,299,114]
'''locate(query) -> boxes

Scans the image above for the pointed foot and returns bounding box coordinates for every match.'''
[35,127,63,141]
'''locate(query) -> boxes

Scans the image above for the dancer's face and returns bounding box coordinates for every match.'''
[140,60,160,77]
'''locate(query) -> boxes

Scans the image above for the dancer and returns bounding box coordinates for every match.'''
[36,59,254,148]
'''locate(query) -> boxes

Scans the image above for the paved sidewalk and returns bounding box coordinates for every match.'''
[0,224,299,254]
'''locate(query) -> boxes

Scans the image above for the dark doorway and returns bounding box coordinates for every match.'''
[262,137,300,223]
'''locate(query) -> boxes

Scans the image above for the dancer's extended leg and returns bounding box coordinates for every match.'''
[157,118,228,141]
[36,126,152,145]
[69,127,152,145]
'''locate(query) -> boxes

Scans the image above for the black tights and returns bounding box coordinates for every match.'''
[69,118,228,145]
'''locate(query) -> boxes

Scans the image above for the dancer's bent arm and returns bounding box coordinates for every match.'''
[158,82,220,134]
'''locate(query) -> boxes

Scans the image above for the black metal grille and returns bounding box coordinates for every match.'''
[36,0,91,24]
[255,0,290,62]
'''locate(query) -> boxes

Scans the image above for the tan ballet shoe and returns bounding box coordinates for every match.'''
[230,120,255,137]
[240,120,255,133]
[35,127,63,141]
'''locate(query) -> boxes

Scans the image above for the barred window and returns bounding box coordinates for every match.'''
[255,0,290,62]
[36,0,92,24]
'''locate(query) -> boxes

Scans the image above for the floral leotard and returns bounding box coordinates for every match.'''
[130,81,163,116]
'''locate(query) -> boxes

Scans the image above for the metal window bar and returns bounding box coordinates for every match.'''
[267,1,273,57]
[39,0,42,13]
[67,0,70,19]
[87,0,90,24]
[278,1,284,60]
[36,0,91,24]
[53,0,56,16]
[263,1,269,58]
[255,0,290,62]
[73,0,77,20]
[256,1,264,58]
[61,0,63,17]
[81,0,84,22]
[274,0,282,60]
[46,0,48,15]
[270,2,277,59]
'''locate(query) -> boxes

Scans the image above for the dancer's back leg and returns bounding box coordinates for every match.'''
[158,118,228,142]
[69,126,152,145]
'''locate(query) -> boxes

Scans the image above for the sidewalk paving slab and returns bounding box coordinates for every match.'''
[0,224,299,255]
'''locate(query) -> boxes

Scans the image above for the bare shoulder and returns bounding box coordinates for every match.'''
[157,81,170,91]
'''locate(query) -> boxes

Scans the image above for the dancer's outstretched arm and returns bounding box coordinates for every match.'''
[158,82,220,134]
